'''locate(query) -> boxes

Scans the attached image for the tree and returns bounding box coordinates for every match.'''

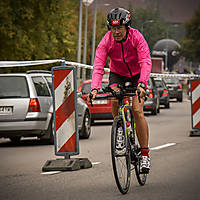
[130,6,168,52]
[0,0,79,61]
[87,9,107,64]
[180,7,200,62]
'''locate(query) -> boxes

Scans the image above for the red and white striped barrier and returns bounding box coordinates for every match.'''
[52,66,79,156]
[191,79,200,130]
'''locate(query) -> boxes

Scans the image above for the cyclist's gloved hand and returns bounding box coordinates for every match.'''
[110,85,120,92]
[87,89,98,103]
[137,82,146,99]
[137,87,146,98]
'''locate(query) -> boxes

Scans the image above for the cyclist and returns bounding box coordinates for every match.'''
[87,8,151,173]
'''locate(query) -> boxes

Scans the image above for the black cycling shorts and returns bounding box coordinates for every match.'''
[109,71,140,89]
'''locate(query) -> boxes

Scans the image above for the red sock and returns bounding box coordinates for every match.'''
[141,149,150,157]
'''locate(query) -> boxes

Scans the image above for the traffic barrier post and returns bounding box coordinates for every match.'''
[190,79,200,136]
[42,64,92,171]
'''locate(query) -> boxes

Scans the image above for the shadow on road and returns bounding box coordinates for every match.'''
[91,121,113,126]
[0,138,52,147]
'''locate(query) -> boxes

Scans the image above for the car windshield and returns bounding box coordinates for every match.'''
[81,82,109,94]
[0,76,29,98]
[163,78,179,84]
[155,80,165,88]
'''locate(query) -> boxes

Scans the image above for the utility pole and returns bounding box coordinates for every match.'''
[91,0,97,65]
[82,0,94,80]
[77,0,83,82]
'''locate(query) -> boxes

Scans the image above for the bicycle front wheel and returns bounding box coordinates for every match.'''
[111,116,131,194]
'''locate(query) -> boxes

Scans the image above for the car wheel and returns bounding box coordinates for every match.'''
[157,96,160,113]
[40,118,54,144]
[157,106,160,113]
[177,96,183,102]
[151,106,157,115]
[9,136,21,143]
[165,102,170,108]
[80,110,91,139]
[91,119,95,125]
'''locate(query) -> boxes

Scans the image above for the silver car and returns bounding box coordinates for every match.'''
[0,70,91,143]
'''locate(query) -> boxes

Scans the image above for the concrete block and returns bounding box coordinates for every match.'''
[189,130,200,137]
[42,158,92,172]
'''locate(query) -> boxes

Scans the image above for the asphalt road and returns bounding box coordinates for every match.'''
[0,97,200,200]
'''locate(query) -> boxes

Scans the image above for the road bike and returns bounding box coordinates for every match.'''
[90,83,148,194]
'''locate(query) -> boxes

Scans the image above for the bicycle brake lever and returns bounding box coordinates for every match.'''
[111,90,117,96]
[89,93,93,107]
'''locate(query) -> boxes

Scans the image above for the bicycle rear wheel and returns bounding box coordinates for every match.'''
[111,116,131,194]
[134,148,148,186]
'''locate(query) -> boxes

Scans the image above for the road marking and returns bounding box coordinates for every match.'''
[41,171,61,175]
[41,162,101,175]
[150,143,176,150]
[92,162,101,165]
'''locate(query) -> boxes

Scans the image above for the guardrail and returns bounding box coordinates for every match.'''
[0,59,63,68]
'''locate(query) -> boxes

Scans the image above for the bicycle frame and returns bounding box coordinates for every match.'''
[118,101,133,147]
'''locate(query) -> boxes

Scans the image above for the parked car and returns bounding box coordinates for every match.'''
[154,78,170,108]
[0,70,91,143]
[77,93,91,139]
[143,77,160,115]
[163,78,183,102]
[78,79,113,123]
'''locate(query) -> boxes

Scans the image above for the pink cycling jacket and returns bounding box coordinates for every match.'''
[91,28,152,90]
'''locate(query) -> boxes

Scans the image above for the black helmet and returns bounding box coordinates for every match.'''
[107,8,131,30]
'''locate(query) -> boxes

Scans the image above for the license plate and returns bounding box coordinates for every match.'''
[0,106,13,114]
[93,100,108,105]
